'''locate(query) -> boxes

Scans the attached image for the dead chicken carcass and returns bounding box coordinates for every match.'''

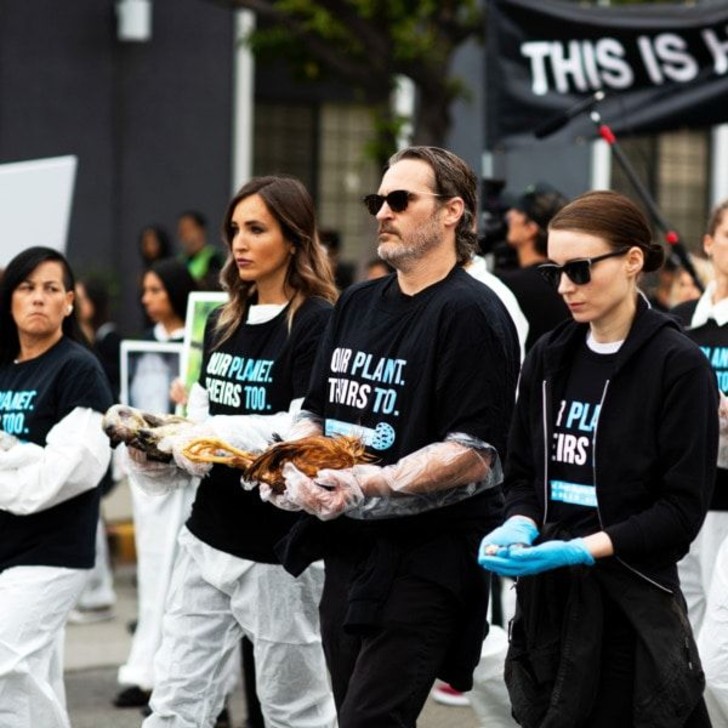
[102,404,192,462]
[182,434,373,493]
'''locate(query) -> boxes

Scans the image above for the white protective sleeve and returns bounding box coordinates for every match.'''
[185,382,211,423]
[197,394,303,451]
[0,407,111,515]
[131,387,306,483]
[0,430,18,451]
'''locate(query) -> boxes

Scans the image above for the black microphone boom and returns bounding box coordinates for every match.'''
[534,90,606,139]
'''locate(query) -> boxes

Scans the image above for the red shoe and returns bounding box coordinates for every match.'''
[431,683,470,707]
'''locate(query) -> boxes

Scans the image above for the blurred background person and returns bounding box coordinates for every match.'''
[0,247,113,728]
[362,256,394,281]
[672,199,728,725]
[466,252,529,363]
[496,182,571,352]
[645,255,679,312]
[320,228,356,290]
[75,278,122,400]
[177,210,225,291]
[68,277,123,624]
[138,225,174,326]
[113,259,199,713]
[139,225,173,272]
[670,253,714,308]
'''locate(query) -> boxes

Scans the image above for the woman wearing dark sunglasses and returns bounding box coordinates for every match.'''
[479,190,718,727]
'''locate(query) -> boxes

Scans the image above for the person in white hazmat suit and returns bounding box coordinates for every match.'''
[0,247,113,728]
[672,200,728,725]
[114,259,201,710]
[128,175,338,728]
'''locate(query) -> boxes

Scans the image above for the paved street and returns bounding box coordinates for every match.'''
[64,564,479,728]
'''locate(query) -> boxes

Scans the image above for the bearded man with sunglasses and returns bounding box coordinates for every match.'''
[269,146,520,727]
[497,182,571,351]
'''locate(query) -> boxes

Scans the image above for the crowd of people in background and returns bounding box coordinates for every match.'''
[2,147,728,728]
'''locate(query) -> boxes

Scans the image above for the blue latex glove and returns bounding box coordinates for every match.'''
[479,538,595,577]
[478,516,539,565]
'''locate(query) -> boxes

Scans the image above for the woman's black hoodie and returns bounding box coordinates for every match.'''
[504,295,719,591]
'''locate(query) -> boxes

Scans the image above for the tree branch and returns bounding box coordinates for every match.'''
[228,0,393,92]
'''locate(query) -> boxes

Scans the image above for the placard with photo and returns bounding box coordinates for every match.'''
[120,340,184,415]
[178,292,227,414]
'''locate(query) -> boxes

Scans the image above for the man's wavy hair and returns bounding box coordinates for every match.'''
[387,146,478,265]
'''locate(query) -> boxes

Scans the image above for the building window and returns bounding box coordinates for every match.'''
[612,129,710,254]
[253,100,380,277]
[253,102,317,193]
[318,103,380,272]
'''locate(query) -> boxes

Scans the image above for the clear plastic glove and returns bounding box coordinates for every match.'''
[157,422,217,478]
[258,480,303,512]
[479,539,595,577]
[281,462,364,520]
[342,435,500,520]
[124,445,192,495]
[364,440,491,496]
[314,439,492,503]
[477,516,539,563]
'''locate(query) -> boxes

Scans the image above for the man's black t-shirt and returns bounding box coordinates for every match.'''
[304,267,520,528]
[290,268,519,691]
[0,337,113,571]
[186,297,332,561]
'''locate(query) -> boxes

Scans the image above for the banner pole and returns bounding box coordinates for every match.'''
[589,109,704,293]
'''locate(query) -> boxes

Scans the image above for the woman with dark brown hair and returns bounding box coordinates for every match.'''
[113,259,198,711]
[128,176,338,728]
[0,247,113,728]
[479,190,718,727]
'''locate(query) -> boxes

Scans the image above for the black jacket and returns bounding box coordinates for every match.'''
[506,547,705,728]
[504,296,719,591]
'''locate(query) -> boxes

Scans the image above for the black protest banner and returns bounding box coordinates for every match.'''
[486,0,728,149]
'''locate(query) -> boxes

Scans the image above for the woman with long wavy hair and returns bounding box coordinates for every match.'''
[128,176,338,728]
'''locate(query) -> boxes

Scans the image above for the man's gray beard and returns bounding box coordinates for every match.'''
[378,216,441,270]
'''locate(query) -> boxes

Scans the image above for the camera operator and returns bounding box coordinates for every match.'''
[496,182,571,352]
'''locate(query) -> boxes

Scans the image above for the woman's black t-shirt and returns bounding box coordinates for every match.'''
[186,296,332,562]
[0,337,113,571]
[547,341,615,535]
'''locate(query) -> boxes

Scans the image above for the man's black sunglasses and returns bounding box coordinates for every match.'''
[362,190,446,216]
[538,249,631,289]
